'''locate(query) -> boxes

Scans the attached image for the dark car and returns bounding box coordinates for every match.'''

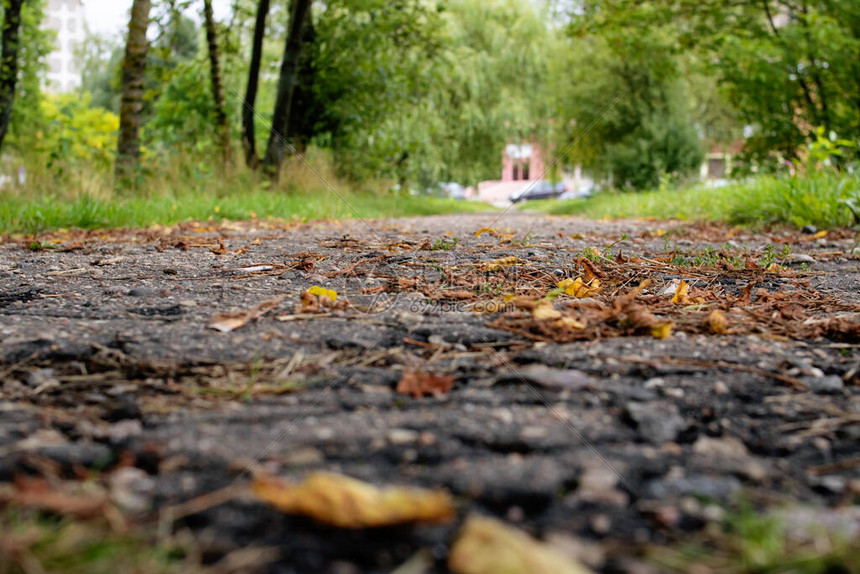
[509,180,566,203]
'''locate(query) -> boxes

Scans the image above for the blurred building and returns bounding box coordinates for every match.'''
[44,0,85,92]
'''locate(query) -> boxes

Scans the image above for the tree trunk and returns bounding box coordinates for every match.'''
[242,0,270,169]
[115,0,152,187]
[286,9,316,153]
[203,0,231,166]
[0,0,25,153]
[261,0,312,180]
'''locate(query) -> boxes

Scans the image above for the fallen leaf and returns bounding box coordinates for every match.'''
[558,316,586,330]
[397,371,455,397]
[558,277,601,298]
[449,514,592,574]
[576,258,603,282]
[208,297,284,332]
[484,256,522,271]
[704,309,728,334]
[671,280,690,304]
[650,322,673,339]
[532,301,562,320]
[210,238,228,255]
[475,227,498,238]
[308,285,338,302]
[252,472,455,528]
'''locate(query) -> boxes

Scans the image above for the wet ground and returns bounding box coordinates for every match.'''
[1,213,859,572]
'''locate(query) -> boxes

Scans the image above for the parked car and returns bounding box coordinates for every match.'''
[509,180,566,203]
[441,182,466,200]
[558,182,596,200]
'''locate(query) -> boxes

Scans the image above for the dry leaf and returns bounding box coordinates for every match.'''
[210,238,228,255]
[397,371,455,397]
[558,316,586,330]
[475,227,498,238]
[649,322,673,339]
[484,256,522,271]
[208,297,284,332]
[449,515,592,574]
[704,309,728,334]
[252,472,455,528]
[576,258,603,283]
[671,280,690,304]
[308,285,338,302]
[532,301,562,320]
[558,277,601,298]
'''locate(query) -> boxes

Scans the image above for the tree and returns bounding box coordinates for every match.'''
[261,0,311,179]
[603,0,860,168]
[554,2,704,189]
[241,0,269,169]
[305,0,552,188]
[0,0,26,152]
[115,0,153,186]
[203,0,231,165]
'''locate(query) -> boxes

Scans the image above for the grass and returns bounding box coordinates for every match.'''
[525,173,860,229]
[0,189,491,235]
[0,509,198,574]
[651,503,860,573]
[0,149,493,235]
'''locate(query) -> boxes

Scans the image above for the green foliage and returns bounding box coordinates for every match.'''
[37,93,120,170]
[643,0,860,169]
[5,0,52,151]
[146,59,219,154]
[401,0,556,187]
[0,148,492,234]
[301,0,448,183]
[0,509,195,574]
[652,504,860,573]
[555,4,704,190]
[527,173,859,230]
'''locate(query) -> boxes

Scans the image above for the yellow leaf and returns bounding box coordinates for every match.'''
[532,301,561,320]
[650,322,673,339]
[671,280,690,304]
[308,285,337,302]
[252,472,455,528]
[474,227,498,238]
[558,277,600,298]
[484,256,522,271]
[558,316,586,330]
[449,515,592,574]
[704,309,728,334]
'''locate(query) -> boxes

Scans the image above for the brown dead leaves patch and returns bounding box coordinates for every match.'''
[396,371,455,397]
[488,253,860,343]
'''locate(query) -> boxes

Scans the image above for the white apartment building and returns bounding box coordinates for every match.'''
[44,0,85,92]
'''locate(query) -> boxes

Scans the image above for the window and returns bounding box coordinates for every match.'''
[522,162,530,181]
[513,164,519,181]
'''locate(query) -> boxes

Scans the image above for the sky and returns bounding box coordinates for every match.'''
[83,0,233,37]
